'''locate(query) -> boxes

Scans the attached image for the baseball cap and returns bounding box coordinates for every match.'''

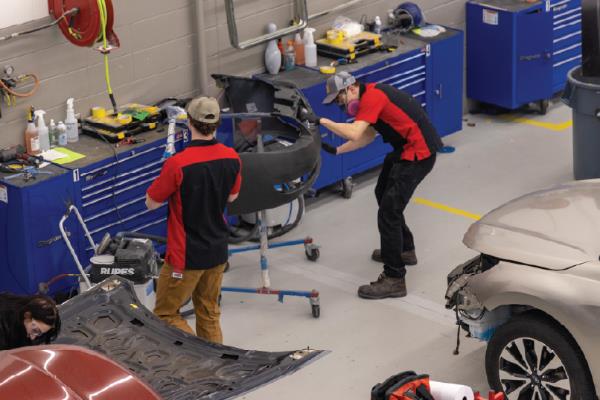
[187,96,220,123]
[322,71,357,104]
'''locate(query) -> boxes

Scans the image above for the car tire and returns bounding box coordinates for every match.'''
[486,313,596,400]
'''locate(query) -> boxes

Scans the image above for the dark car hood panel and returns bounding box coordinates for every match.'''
[55,277,325,400]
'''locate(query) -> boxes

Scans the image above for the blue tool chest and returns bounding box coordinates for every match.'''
[0,128,188,295]
[0,164,81,294]
[466,0,581,110]
[258,27,463,191]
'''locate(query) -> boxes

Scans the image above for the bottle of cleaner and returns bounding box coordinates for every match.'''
[284,39,296,71]
[57,121,68,146]
[374,16,382,34]
[25,108,40,156]
[265,23,282,75]
[65,98,79,143]
[294,32,305,65]
[303,28,317,67]
[49,119,58,148]
[34,110,50,153]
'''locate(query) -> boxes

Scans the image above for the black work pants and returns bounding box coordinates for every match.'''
[375,152,436,279]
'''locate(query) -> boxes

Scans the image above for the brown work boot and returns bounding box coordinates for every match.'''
[357,273,407,299]
[371,249,418,265]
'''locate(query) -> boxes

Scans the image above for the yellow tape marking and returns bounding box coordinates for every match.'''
[413,197,481,221]
[507,117,572,132]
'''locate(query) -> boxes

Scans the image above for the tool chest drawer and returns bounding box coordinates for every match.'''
[79,143,166,190]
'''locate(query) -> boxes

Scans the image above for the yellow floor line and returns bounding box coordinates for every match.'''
[508,117,572,131]
[413,197,481,221]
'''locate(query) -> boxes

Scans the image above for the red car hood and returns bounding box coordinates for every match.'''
[0,344,161,399]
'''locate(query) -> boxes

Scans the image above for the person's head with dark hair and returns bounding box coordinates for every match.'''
[0,293,61,350]
[21,295,61,344]
[186,96,221,139]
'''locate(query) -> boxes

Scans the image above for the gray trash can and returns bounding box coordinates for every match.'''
[562,66,600,180]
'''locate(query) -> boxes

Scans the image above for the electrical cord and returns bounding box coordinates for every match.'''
[0,8,79,42]
[95,127,125,225]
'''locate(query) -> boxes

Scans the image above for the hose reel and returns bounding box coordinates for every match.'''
[48,0,119,48]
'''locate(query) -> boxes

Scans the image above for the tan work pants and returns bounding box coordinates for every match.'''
[154,262,226,343]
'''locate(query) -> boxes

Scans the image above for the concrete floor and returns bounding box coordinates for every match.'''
[204,102,573,398]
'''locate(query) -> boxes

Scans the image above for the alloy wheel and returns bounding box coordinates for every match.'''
[499,337,571,400]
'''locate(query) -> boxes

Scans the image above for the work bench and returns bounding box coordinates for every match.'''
[258,27,464,192]
[0,127,189,295]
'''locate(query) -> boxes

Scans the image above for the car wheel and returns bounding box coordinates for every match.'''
[486,314,595,400]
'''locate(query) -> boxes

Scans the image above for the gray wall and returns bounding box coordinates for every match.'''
[0,0,466,148]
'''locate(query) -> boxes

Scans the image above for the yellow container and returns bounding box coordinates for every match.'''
[91,106,106,119]
[326,29,344,45]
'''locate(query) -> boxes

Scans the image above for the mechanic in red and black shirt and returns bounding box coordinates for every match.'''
[316,71,442,300]
[146,97,241,343]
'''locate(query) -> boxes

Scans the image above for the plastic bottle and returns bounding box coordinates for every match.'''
[163,117,176,159]
[265,23,282,75]
[303,28,317,67]
[374,16,382,34]
[49,119,58,148]
[294,32,305,65]
[284,39,296,71]
[25,109,40,156]
[34,110,50,153]
[65,98,79,143]
[57,121,68,146]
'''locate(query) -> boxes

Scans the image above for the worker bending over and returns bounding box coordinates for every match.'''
[146,97,241,343]
[0,293,61,350]
[312,71,441,299]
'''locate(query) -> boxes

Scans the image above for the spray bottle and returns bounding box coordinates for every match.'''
[65,98,79,143]
[34,110,50,153]
[294,32,305,65]
[303,28,317,67]
[25,107,40,156]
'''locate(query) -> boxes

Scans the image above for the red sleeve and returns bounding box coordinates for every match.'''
[230,158,242,196]
[147,157,181,203]
[355,88,387,124]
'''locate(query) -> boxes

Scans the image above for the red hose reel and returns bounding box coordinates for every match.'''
[48,0,119,48]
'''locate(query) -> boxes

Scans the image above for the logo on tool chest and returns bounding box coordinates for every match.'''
[100,267,135,275]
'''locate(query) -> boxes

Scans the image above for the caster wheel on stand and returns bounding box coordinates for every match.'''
[305,248,320,262]
[311,304,320,318]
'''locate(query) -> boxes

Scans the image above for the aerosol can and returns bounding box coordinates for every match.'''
[163,106,187,159]
[164,118,176,159]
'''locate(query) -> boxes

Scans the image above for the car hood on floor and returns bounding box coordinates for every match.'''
[464,179,600,270]
[55,277,326,400]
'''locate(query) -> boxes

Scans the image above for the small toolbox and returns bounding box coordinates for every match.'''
[82,103,161,142]
[316,31,382,60]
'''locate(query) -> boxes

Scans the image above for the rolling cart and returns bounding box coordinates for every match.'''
[223,133,322,318]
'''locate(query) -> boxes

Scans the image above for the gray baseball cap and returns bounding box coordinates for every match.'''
[322,71,357,104]
[187,96,220,123]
